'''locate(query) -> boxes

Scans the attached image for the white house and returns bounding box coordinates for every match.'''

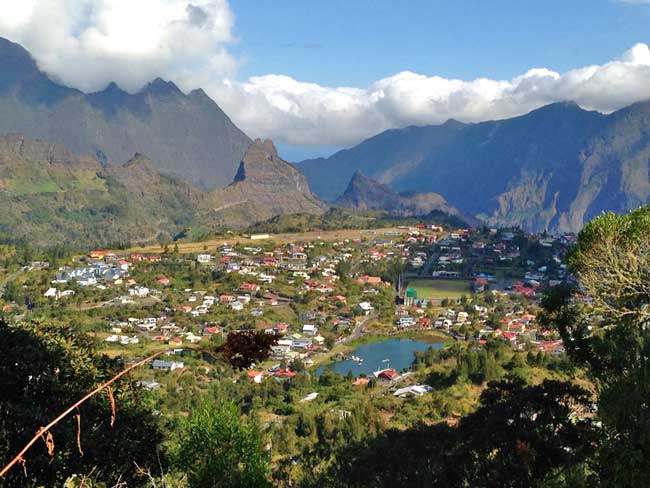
[358,301,374,316]
[152,360,184,371]
[128,286,149,298]
[302,324,317,336]
[394,385,433,397]
[397,317,416,328]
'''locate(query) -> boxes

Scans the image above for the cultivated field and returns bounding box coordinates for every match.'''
[119,227,409,255]
[408,279,471,302]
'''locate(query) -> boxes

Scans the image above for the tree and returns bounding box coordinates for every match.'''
[316,377,594,488]
[174,401,271,488]
[540,206,650,486]
[0,319,163,488]
[335,261,351,284]
[218,330,278,370]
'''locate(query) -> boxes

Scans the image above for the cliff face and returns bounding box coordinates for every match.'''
[202,139,327,227]
[299,101,650,233]
[335,170,476,224]
[0,37,251,190]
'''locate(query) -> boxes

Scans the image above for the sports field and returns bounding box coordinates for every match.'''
[407,279,471,302]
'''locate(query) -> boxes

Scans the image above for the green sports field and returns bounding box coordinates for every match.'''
[407,279,471,302]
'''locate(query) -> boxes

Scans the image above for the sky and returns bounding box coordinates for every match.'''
[2,0,650,160]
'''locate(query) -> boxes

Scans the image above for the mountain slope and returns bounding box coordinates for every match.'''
[334,170,473,224]
[0,135,330,246]
[200,139,327,226]
[298,101,650,233]
[0,37,251,189]
[0,134,201,246]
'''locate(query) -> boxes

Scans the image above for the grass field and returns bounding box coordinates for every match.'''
[117,227,408,255]
[407,279,471,302]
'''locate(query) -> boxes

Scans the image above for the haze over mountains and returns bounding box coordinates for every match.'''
[300,101,650,233]
[0,37,251,189]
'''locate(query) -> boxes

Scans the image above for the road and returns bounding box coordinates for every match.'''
[346,314,371,342]
[0,267,31,296]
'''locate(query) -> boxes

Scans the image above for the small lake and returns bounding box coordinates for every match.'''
[316,338,443,377]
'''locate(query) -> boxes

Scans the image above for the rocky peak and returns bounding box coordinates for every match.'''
[234,139,285,182]
[337,171,401,209]
[142,77,183,97]
[335,170,472,223]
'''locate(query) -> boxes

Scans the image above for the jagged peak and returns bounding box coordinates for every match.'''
[141,77,183,96]
[189,88,209,99]
[441,118,466,128]
[252,138,278,156]
[528,100,585,116]
[347,170,386,188]
[101,81,127,94]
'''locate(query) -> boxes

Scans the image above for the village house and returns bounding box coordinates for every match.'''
[152,360,184,371]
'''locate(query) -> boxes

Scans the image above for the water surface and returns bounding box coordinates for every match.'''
[316,338,442,377]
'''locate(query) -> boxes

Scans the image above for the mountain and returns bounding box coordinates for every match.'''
[200,139,327,226]
[334,170,474,223]
[0,37,251,189]
[0,134,200,246]
[0,134,328,246]
[299,101,650,233]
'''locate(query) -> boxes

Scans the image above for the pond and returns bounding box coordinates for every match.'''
[316,338,443,377]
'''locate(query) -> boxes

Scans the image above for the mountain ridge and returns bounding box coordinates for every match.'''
[0,36,251,189]
[298,100,650,233]
[0,134,329,246]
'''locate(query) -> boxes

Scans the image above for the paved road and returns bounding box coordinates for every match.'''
[347,315,371,342]
[0,267,29,295]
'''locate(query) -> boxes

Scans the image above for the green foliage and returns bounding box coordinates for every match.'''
[0,319,163,488]
[174,401,271,488]
[541,205,650,486]
[314,377,595,487]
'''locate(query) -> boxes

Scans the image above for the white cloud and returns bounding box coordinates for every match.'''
[0,0,236,93]
[1,2,650,147]
[206,43,650,146]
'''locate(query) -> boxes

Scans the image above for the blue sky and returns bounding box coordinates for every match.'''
[231,0,649,86]
[3,0,650,161]
[229,0,650,160]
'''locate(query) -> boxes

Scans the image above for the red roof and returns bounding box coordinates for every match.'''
[274,369,297,378]
[501,331,517,342]
[378,369,399,381]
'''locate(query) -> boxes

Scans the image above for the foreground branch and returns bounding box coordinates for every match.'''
[0,350,166,478]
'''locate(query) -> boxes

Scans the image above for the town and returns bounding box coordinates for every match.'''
[2,223,571,387]
[0,221,599,484]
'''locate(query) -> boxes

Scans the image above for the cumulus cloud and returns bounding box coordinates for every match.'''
[2,2,650,147]
[207,43,650,146]
[0,0,236,93]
